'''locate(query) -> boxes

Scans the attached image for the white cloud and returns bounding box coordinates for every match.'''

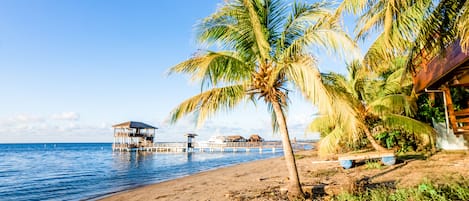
[12,114,45,123]
[0,112,114,142]
[51,112,80,121]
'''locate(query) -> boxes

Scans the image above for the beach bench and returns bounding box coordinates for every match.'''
[338,151,396,169]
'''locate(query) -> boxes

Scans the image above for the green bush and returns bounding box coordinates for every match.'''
[375,130,418,153]
[332,178,469,201]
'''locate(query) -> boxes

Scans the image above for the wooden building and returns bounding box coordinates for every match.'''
[226,135,247,142]
[112,121,157,151]
[412,40,469,136]
[248,134,264,142]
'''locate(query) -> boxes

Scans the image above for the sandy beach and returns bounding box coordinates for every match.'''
[98,149,469,201]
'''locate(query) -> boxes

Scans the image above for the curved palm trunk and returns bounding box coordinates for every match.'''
[364,127,388,152]
[271,101,305,198]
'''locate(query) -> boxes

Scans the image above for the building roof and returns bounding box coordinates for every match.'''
[249,134,263,139]
[184,133,198,137]
[112,121,158,129]
[226,135,245,141]
[413,41,469,93]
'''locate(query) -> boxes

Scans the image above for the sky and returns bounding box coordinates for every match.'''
[0,0,366,143]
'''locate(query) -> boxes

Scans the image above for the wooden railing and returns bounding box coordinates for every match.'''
[454,108,469,134]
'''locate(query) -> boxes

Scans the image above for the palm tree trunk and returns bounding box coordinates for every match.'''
[271,101,305,198]
[364,127,388,152]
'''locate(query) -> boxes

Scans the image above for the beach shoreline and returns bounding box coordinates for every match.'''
[92,156,284,201]
[98,149,469,201]
[96,155,292,201]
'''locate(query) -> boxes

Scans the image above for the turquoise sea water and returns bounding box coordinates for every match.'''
[0,143,281,201]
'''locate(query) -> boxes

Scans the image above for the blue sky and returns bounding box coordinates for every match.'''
[0,0,364,143]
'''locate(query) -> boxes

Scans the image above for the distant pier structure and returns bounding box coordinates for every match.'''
[185,133,198,152]
[112,121,157,151]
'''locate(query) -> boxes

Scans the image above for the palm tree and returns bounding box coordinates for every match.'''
[168,0,358,198]
[335,0,468,70]
[336,0,430,61]
[309,60,435,157]
[407,0,469,71]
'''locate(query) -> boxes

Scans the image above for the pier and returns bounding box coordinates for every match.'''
[110,122,313,152]
[112,141,313,153]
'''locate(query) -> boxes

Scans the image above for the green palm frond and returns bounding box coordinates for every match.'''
[196,2,245,48]
[318,127,345,157]
[380,113,436,147]
[169,51,250,88]
[374,67,412,95]
[407,0,467,72]
[459,1,469,52]
[318,71,363,141]
[335,0,369,16]
[356,0,426,42]
[281,11,360,61]
[280,1,333,50]
[363,34,397,72]
[242,0,271,61]
[330,96,363,141]
[368,94,417,117]
[169,85,246,127]
[357,0,430,71]
[307,115,334,134]
[283,56,333,116]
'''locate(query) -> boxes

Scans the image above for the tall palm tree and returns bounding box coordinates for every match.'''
[336,0,430,59]
[336,0,468,70]
[168,0,358,198]
[309,60,435,157]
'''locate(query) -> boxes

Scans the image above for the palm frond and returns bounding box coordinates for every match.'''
[335,0,369,16]
[282,55,333,116]
[242,0,271,61]
[307,115,333,134]
[458,1,469,52]
[380,113,436,147]
[169,85,246,127]
[168,51,250,89]
[280,1,333,50]
[281,11,360,61]
[318,127,344,157]
[368,94,417,117]
[407,0,466,72]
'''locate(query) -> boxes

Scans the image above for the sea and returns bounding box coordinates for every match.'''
[0,143,283,201]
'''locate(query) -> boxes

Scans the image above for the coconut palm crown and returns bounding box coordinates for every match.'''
[310,59,436,157]
[168,0,358,198]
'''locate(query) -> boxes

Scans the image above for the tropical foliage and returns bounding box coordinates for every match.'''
[309,0,469,157]
[336,0,468,71]
[168,0,358,198]
[309,59,436,157]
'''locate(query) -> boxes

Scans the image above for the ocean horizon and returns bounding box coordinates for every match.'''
[0,143,283,201]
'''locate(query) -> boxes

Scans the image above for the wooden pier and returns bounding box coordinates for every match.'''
[112,141,314,153]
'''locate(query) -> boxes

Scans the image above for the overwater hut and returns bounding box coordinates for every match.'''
[226,135,246,142]
[412,40,469,148]
[248,134,264,142]
[112,121,157,150]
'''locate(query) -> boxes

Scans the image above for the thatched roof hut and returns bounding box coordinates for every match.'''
[112,121,157,150]
[226,135,246,142]
[249,134,263,142]
[112,121,158,129]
